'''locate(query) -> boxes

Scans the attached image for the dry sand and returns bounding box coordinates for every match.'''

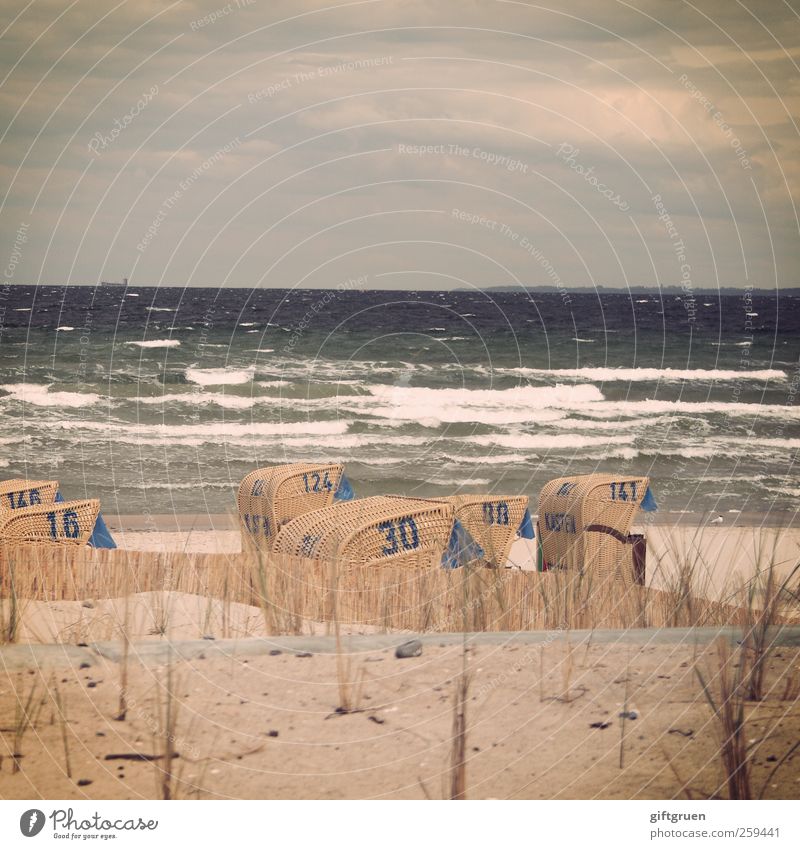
[1,634,798,800]
[2,516,798,800]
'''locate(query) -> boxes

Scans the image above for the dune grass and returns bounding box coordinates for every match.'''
[1,540,798,639]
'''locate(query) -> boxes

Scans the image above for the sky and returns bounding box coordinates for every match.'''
[1,0,798,290]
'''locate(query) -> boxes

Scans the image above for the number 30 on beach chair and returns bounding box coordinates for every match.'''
[271,495,456,568]
[237,462,355,545]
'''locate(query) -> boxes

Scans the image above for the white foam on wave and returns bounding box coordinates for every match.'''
[504,366,785,382]
[146,306,175,312]
[186,365,255,386]
[56,326,74,331]
[341,383,603,426]
[580,398,800,420]
[470,432,635,450]
[57,418,350,445]
[1,383,101,408]
[248,348,275,354]
[571,337,595,342]
[550,415,672,431]
[127,340,181,349]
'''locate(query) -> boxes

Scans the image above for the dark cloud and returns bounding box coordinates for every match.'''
[1,0,797,289]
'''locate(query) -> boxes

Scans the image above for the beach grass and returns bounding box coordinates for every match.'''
[1,541,797,639]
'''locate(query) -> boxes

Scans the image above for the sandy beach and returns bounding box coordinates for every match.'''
[1,630,799,800]
[1,513,799,800]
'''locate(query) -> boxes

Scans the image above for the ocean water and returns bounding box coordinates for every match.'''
[1,285,798,521]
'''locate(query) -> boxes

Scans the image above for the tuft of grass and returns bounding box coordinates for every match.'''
[7,672,45,774]
[448,637,471,800]
[153,658,183,800]
[739,544,800,702]
[0,551,30,644]
[51,677,72,780]
[695,639,751,800]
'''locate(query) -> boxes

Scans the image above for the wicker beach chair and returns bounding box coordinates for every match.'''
[0,479,59,514]
[444,495,531,568]
[0,499,100,545]
[537,474,654,586]
[237,462,351,545]
[271,495,455,568]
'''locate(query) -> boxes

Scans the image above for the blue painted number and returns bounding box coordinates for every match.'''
[609,481,638,502]
[379,517,420,556]
[45,509,80,539]
[303,471,334,493]
[482,501,509,525]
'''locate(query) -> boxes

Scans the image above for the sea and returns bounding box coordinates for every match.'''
[1,285,798,523]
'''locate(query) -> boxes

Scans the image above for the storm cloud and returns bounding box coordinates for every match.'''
[1,0,798,290]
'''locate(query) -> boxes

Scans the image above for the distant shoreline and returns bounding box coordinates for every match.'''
[3,283,798,295]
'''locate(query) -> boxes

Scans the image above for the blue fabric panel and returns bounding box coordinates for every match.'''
[640,486,658,513]
[441,519,484,569]
[333,473,355,502]
[517,508,535,539]
[56,490,117,549]
[89,513,117,549]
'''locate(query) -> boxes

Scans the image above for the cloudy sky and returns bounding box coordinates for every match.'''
[1,0,798,290]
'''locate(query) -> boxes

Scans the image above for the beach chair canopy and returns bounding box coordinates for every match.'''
[0,479,116,549]
[444,495,534,568]
[271,495,456,568]
[0,479,59,513]
[237,461,353,544]
[0,498,101,546]
[537,473,656,585]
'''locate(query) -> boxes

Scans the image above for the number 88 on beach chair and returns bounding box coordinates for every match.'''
[443,495,536,569]
[537,473,656,586]
[237,462,355,546]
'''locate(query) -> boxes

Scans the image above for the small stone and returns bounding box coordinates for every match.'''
[96,732,105,737]
[202,634,215,641]
[79,662,91,670]
[295,652,312,658]
[269,649,282,656]
[87,681,98,689]
[82,601,94,609]
[77,779,92,787]
[267,730,279,738]
[395,640,423,659]
[766,755,777,762]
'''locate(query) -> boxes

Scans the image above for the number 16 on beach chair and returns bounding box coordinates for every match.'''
[0,479,116,548]
[0,498,101,546]
[237,462,354,546]
[536,473,657,586]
